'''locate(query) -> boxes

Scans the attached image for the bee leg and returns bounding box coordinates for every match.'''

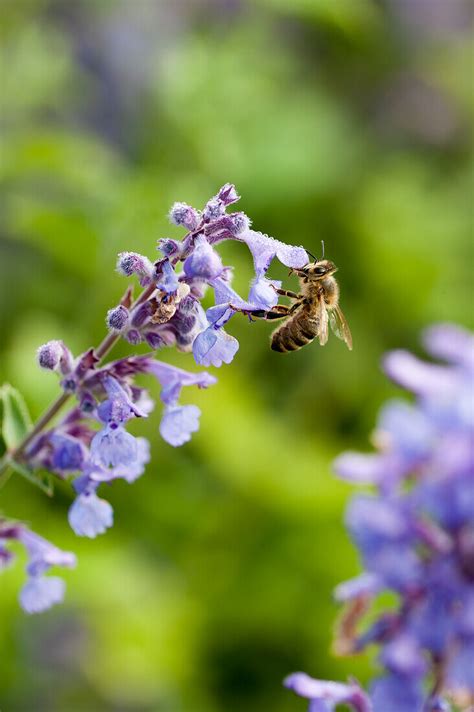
[230,304,291,321]
[263,305,292,320]
[271,286,305,300]
[288,300,304,314]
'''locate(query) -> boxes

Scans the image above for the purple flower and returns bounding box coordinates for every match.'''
[108,436,150,483]
[144,359,216,445]
[160,404,201,447]
[18,529,75,575]
[284,673,372,712]
[183,234,223,280]
[370,674,423,712]
[423,322,474,370]
[248,275,281,310]
[0,544,14,569]
[290,324,474,710]
[50,434,86,472]
[155,258,179,294]
[193,326,239,367]
[240,229,308,275]
[145,360,217,397]
[2,527,77,614]
[19,576,66,614]
[90,425,138,468]
[68,491,113,538]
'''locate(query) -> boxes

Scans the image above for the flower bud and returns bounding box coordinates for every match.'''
[157,238,182,257]
[217,183,240,206]
[125,329,142,345]
[37,341,63,370]
[227,211,250,236]
[116,252,153,281]
[202,198,225,223]
[168,202,200,231]
[37,340,73,374]
[106,305,129,333]
[145,331,166,349]
[131,301,154,328]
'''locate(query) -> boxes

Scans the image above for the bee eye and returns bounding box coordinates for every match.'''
[314,267,326,275]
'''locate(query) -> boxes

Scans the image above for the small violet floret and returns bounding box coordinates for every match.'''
[68,491,113,538]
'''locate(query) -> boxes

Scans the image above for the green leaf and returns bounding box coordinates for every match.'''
[0,383,33,450]
[7,461,54,497]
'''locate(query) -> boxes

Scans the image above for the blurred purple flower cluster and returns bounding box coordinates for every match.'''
[285,323,474,712]
[0,184,308,613]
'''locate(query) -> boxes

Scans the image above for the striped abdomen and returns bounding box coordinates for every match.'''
[271,310,319,352]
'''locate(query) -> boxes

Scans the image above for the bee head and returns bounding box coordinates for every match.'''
[303,259,337,279]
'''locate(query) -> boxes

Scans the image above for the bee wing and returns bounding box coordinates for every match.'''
[318,292,329,346]
[329,305,353,351]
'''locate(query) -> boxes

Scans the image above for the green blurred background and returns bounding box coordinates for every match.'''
[0,1,472,710]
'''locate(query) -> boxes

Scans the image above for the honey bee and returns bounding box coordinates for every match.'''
[234,251,352,352]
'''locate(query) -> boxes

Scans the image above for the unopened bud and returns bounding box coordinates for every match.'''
[131,301,154,328]
[116,252,153,282]
[145,331,165,349]
[202,198,225,223]
[217,183,240,206]
[37,341,63,370]
[37,340,72,374]
[125,329,142,345]
[157,238,182,257]
[168,202,200,231]
[106,305,129,333]
[227,211,250,236]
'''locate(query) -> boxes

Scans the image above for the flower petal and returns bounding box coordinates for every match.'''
[68,492,114,538]
[193,327,239,367]
[160,404,200,446]
[19,576,66,614]
[90,425,138,468]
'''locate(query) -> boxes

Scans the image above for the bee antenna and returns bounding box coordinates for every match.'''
[320,240,325,260]
[305,249,318,262]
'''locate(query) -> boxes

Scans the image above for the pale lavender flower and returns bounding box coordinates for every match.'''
[20,576,66,614]
[0,527,77,614]
[193,326,239,367]
[183,234,224,280]
[239,229,308,275]
[155,257,179,294]
[50,434,87,472]
[160,404,201,447]
[68,490,113,538]
[90,425,138,468]
[288,324,473,712]
[284,673,371,712]
[144,359,216,445]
